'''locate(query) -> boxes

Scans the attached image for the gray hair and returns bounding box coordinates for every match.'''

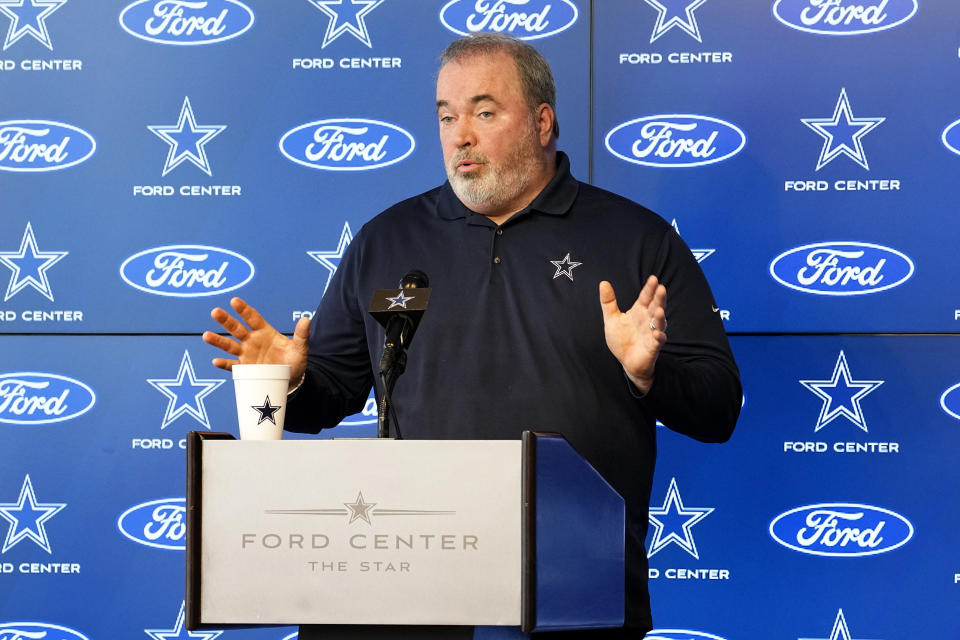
[440,33,559,138]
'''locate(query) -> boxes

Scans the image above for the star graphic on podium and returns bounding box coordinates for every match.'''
[0,474,66,553]
[148,96,226,176]
[550,252,582,281]
[0,0,66,50]
[802,88,885,171]
[308,0,385,48]
[386,290,414,309]
[145,601,223,640]
[642,0,710,43]
[799,609,876,640]
[0,222,67,302]
[147,350,225,430]
[344,491,376,524]
[800,351,883,433]
[308,221,353,295]
[251,395,281,425]
[647,477,713,559]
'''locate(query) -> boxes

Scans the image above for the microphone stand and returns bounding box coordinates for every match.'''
[377,347,406,439]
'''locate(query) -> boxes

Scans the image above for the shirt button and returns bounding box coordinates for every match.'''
[493,256,501,264]
[497,229,503,236]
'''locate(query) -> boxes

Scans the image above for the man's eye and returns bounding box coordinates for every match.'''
[479,111,493,119]
[439,116,453,124]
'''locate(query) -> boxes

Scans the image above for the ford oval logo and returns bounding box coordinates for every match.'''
[0,622,90,640]
[940,382,960,421]
[769,503,914,557]
[118,498,186,550]
[604,115,746,168]
[773,0,917,35]
[279,119,415,171]
[0,120,96,172]
[770,241,914,296]
[647,631,728,640]
[439,0,579,40]
[0,372,96,425]
[119,0,255,45]
[941,118,960,157]
[120,244,255,297]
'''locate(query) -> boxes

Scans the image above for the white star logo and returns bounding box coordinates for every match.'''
[671,219,715,264]
[799,609,881,640]
[550,252,582,281]
[0,0,66,50]
[647,477,713,559]
[145,602,223,640]
[0,222,67,302]
[642,0,710,43]
[308,221,353,295]
[307,0,385,48]
[147,350,225,430]
[147,96,226,176]
[800,351,883,433]
[802,88,885,171]
[343,491,376,524]
[386,290,414,309]
[0,474,66,554]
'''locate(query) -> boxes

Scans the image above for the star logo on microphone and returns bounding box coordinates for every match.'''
[642,0,710,43]
[0,222,67,302]
[308,221,353,295]
[251,395,281,425]
[802,88,885,171]
[148,96,226,177]
[0,0,66,50]
[550,252,582,281]
[386,291,414,309]
[800,351,883,433]
[145,601,223,640]
[647,477,713,559]
[308,0,385,48]
[147,350,225,430]
[0,474,66,554]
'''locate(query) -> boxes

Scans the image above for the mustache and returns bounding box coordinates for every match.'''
[449,149,489,168]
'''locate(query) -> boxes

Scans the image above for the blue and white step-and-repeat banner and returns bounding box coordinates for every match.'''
[2,1,959,639]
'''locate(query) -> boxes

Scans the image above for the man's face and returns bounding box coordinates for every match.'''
[436,52,548,219]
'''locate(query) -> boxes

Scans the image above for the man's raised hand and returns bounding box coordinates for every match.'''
[598,276,667,395]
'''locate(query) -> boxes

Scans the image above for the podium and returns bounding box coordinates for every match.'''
[185,431,625,638]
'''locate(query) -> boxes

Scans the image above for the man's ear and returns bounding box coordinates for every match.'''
[536,103,556,147]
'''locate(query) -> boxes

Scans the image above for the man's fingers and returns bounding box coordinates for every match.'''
[210,307,250,341]
[292,315,311,349]
[598,281,621,320]
[211,357,239,371]
[202,330,241,356]
[631,275,659,313]
[232,297,268,331]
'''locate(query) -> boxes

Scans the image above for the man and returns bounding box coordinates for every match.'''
[203,33,740,637]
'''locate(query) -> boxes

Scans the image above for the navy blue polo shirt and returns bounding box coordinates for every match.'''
[287,152,741,632]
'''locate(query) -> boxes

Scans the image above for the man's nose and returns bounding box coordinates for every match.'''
[452,117,476,148]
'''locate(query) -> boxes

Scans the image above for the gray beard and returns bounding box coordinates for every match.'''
[446,131,539,212]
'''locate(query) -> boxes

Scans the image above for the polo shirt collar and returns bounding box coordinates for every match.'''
[436,151,579,222]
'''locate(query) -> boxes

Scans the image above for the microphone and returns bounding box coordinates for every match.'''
[368,270,431,375]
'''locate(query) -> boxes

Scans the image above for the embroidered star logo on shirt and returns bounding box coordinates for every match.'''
[802,88,885,171]
[646,477,713,559]
[308,221,353,295]
[343,491,376,524]
[386,290,414,309]
[147,350,225,430]
[145,601,223,640]
[251,395,281,425]
[642,0,710,43]
[550,252,582,281]
[307,0,385,48]
[800,350,883,433]
[0,0,66,51]
[0,222,67,302]
[0,474,66,553]
[148,96,226,177]
[801,609,872,640]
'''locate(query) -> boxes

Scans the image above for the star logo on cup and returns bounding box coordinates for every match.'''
[251,395,281,425]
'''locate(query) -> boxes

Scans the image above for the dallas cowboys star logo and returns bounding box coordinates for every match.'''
[0,222,67,302]
[800,351,883,433]
[0,474,66,554]
[647,477,713,559]
[0,0,66,51]
[799,609,879,640]
[386,290,414,309]
[550,252,582,281]
[148,96,226,176]
[642,0,710,43]
[671,219,714,263]
[802,88,885,171]
[147,350,225,430]
[251,395,281,425]
[145,601,223,640]
[344,491,376,524]
[308,221,353,295]
[308,0,385,48]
